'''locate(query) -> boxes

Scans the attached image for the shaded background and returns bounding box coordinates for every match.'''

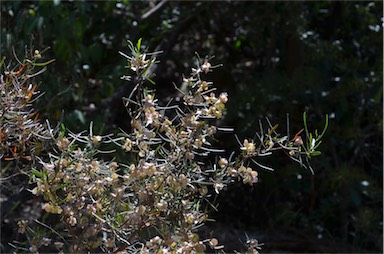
[1,1,382,253]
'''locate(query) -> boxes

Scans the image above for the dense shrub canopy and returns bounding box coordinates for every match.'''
[1,1,382,253]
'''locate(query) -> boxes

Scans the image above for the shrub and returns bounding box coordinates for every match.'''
[0,49,54,219]
[1,40,327,253]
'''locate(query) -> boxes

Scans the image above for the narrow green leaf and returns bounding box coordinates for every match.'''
[61,123,66,137]
[310,151,322,157]
[268,124,279,136]
[137,38,142,51]
[313,140,323,150]
[146,77,156,85]
[0,57,6,68]
[303,112,310,140]
[309,133,313,148]
[31,168,43,178]
[317,114,329,140]
[27,59,56,66]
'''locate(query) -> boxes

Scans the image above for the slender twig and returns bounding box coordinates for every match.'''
[33,219,69,244]
[141,0,168,21]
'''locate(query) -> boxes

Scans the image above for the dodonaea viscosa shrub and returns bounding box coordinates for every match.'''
[2,40,327,253]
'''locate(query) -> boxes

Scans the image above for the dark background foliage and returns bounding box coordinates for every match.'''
[1,1,382,253]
